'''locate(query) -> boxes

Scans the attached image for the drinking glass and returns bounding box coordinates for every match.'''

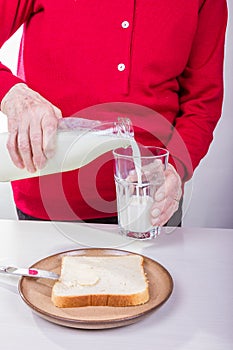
[113,145,169,239]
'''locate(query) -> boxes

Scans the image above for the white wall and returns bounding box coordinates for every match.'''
[0,2,232,226]
[183,0,233,228]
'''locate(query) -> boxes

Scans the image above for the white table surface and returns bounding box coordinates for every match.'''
[0,219,232,350]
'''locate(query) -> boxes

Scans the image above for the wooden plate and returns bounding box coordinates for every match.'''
[18,248,173,329]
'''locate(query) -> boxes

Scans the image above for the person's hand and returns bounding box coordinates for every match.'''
[127,161,182,226]
[150,163,182,226]
[0,83,62,172]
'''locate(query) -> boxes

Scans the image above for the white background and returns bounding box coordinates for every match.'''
[0,2,232,227]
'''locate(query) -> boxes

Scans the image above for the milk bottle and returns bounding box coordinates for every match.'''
[0,117,133,182]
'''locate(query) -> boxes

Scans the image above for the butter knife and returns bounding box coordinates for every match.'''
[0,266,59,280]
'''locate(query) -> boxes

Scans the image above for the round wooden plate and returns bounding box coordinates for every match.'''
[18,248,173,329]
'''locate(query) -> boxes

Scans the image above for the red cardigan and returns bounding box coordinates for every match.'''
[0,0,227,220]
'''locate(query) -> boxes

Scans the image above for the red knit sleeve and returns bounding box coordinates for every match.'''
[0,0,36,102]
[167,0,228,181]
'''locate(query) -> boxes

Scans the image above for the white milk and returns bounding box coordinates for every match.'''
[118,194,153,233]
[117,140,155,233]
[0,130,131,182]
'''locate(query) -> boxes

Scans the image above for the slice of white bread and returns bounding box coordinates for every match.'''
[51,254,149,307]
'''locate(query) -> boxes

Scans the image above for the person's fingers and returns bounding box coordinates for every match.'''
[41,107,60,160]
[6,130,24,169]
[6,115,25,169]
[17,131,36,173]
[155,164,182,202]
[15,103,45,172]
[29,113,46,170]
[52,105,63,120]
[151,196,179,226]
[151,164,182,226]
[19,104,59,171]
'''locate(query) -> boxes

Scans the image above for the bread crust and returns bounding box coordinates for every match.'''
[51,287,149,308]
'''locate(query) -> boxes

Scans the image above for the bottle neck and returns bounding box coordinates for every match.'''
[58,116,134,139]
[115,117,134,139]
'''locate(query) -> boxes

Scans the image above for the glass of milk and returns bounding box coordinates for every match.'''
[113,145,169,239]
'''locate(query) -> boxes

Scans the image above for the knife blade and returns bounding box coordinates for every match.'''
[0,266,59,280]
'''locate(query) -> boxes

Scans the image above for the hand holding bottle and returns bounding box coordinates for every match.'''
[0,83,62,173]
